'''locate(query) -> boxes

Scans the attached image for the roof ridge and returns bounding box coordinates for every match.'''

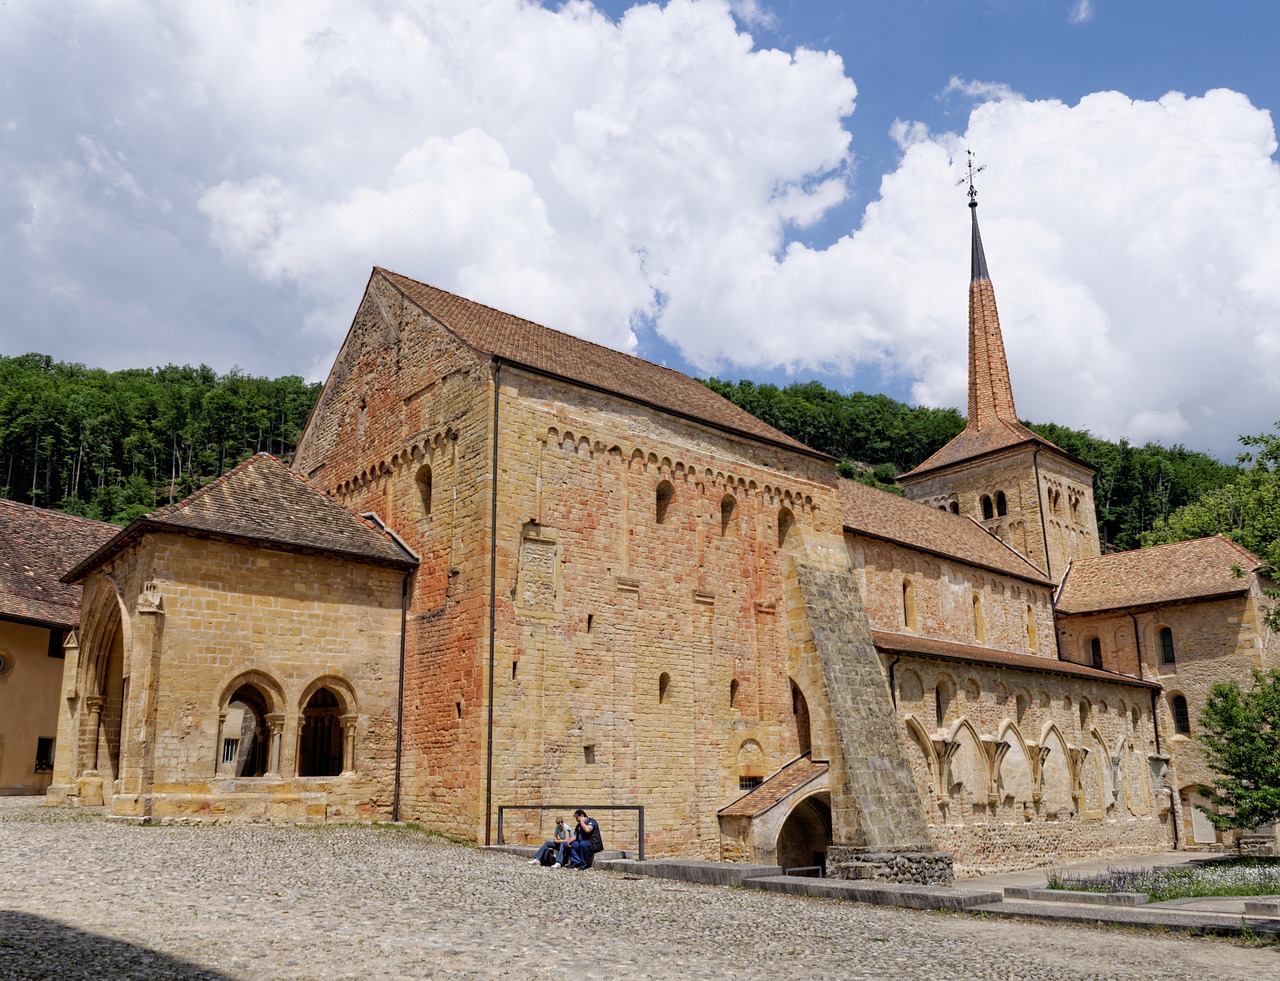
[377,268,734,397]
[1074,534,1249,564]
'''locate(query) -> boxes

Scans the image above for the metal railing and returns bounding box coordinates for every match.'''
[496,804,645,861]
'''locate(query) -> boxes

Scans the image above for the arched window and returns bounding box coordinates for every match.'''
[729,678,739,709]
[1159,626,1176,666]
[1026,605,1037,652]
[934,681,952,728]
[1079,698,1091,731]
[1172,695,1191,734]
[1015,693,1029,724]
[949,501,960,515]
[790,681,811,754]
[299,687,344,777]
[658,672,671,704]
[219,684,271,777]
[971,594,985,643]
[655,481,674,524]
[777,507,795,548]
[720,494,737,537]
[981,495,994,520]
[415,465,433,516]
[902,578,916,631]
[995,491,1008,517]
[1089,636,1103,669]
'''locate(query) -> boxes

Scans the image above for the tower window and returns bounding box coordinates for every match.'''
[981,495,994,520]
[729,678,739,708]
[902,578,916,631]
[995,491,1007,517]
[777,507,795,548]
[1089,637,1103,670]
[949,501,959,515]
[1159,627,1176,666]
[1172,695,1191,735]
[658,672,671,704]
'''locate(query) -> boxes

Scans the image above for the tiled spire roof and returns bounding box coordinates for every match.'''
[902,197,1071,480]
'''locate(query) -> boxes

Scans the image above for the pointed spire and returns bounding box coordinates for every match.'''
[964,161,1018,431]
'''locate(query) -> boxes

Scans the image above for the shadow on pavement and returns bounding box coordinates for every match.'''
[0,910,235,980]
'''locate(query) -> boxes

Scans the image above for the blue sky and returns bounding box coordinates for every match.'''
[3,1,1279,460]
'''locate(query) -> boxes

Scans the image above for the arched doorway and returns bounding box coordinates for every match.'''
[776,794,831,873]
[77,596,126,792]
[298,688,344,777]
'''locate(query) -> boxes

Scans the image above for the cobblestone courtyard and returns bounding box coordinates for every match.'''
[1,799,1276,980]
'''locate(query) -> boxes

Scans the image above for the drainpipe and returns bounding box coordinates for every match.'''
[484,358,502,845]
[887,654,902,708]
[392,570,410,822]
[1032,445,1052,581]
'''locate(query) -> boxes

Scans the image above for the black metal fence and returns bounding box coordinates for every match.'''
[496,804,645,861]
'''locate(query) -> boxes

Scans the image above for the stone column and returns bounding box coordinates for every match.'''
[340,714,358,776]
[266,713,285,777]
[84,696,104,771]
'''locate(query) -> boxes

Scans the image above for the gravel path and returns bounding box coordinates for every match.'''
[1,798,1275,980]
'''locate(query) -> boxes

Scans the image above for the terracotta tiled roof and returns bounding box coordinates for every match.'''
[839,478,1051,585]
[901,205,1081,481]
[376,269,825,459]
[872,630,1159,689]
[0,499,116,627]
[718,756,829,818]
[64,454,416,582]
[1055,536,1261,615]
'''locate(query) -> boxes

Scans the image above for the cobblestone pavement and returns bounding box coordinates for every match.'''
[1,799,1276,980]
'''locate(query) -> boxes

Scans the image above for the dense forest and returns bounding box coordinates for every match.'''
[0,353,320,524]
[0,354,1241,552]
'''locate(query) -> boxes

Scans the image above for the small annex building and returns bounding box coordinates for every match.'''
[47,453,417,822]
[0,500,115,795]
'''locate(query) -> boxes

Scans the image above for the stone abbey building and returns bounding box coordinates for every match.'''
[38,197,1279,876]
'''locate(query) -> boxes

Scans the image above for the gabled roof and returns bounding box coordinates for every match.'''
[839,478,1052,586]
[872,631,1159,689]
[718,756,829,818]
[376,269,826,460]
[64,454,416,582]
[1055,536,1262,615]
[0,499,117,628]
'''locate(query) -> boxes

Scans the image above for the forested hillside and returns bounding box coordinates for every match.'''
[0,354,1239,548]
[0,353,320,524]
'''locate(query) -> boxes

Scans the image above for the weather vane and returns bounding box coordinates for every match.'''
[956,148,985,205]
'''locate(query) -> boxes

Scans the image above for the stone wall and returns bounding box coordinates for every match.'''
[846,534,1057,658]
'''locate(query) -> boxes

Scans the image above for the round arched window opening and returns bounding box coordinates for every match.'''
[416,465,433,516]
[299,687,345,777]
[658,672,671,704]
[729,678,740,709]
[1171,694,1191,735]
[981,495,994,520]
[995,491,1008,517]
[778,507,795,548]
[655,481,675,524]
[720,494,737,537]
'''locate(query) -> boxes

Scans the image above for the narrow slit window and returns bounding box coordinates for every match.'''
[1159,627,1176,666]
[995,491,1007,517]
[1172,695,1191,735]
[655,481,674,524]
[981,495,994,520]
[1089,637,1103,670]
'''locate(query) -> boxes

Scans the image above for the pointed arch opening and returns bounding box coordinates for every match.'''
[790,680,812,755]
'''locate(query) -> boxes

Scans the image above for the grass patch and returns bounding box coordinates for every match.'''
[1048,857,1280,902]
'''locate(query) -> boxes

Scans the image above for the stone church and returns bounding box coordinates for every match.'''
[42,196,1279,877]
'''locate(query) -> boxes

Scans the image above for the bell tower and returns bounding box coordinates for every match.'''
[897,155,1100,581]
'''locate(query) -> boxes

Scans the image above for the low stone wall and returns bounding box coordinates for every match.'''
[827,845,954,885]
[931,815,1170,875]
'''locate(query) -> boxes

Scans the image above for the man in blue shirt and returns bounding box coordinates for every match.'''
[566,808,603,869]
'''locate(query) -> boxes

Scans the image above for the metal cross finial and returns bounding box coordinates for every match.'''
[955,149,985,205]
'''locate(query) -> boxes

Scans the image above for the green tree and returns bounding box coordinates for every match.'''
[1196,669,1280,832]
